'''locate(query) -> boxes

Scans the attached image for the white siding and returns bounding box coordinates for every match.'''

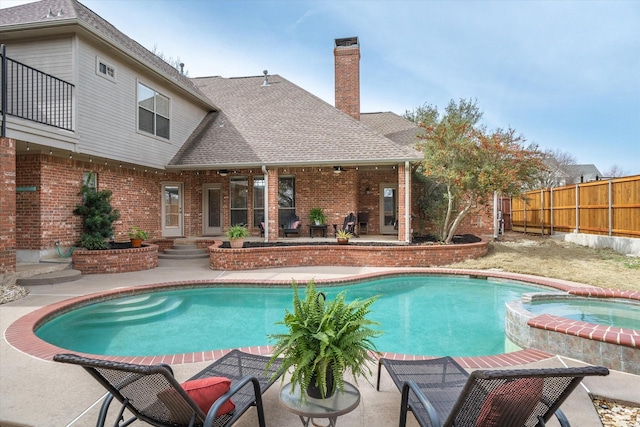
[4,37,74,83]
[74,39,209,169]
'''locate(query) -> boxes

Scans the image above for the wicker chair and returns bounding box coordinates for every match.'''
[281,213,301,237]
[377,356,609,427]
[54,349,283,427]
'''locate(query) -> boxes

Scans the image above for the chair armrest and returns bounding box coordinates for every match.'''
[203,375,265,427]
[401,380,442,427]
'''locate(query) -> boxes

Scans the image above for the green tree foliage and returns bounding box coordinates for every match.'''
[412,99,544,243]
[73,177,120,250]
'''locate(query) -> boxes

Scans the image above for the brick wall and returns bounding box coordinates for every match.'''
[0,138,16,274]
[15,153,180,251]
[14,154,493,257]
[210,238,489,270]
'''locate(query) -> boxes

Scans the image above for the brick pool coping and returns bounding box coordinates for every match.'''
[5,269,638,369]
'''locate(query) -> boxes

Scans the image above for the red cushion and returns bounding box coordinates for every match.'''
[182,377,235,416]
[476,377,544,427]
[291,221,300,229]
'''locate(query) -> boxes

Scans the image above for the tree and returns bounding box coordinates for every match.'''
[532,148,577,188]
[73,177,120,250]
[415,99,544,243]
[602,164,630,178]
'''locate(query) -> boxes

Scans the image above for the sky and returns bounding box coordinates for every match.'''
[2,0,639,175]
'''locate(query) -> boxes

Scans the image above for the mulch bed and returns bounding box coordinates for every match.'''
[219,234,480,248]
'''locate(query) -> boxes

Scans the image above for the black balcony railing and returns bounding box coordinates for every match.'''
[1,44,74,137]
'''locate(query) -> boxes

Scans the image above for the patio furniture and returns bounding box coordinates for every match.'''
[309,224,328,237]
[377,356,609,427]
[53,349,284,427]
[342,213,358,237]
[279,381,361,426]
[281,214,301,237]
[357,212,369,235]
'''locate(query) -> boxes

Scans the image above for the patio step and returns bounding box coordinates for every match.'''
[16,268,82,286]
[158,244,209,260]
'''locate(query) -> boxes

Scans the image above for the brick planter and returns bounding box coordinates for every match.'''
[72,244,158,274]
[209,239,489,270]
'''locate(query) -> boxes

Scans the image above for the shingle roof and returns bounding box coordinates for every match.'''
[0,0,213,108]
[360,112,423,148]
[169,75,422,168]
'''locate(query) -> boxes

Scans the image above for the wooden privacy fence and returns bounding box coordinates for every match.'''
[510,175,640,238]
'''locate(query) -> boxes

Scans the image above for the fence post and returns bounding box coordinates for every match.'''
[575,184,579,233]
[608,179,613,236]
[493,191,498,240]
[540,189,544,235]
[550,187,554,235]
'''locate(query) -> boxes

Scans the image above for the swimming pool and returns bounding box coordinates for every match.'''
[35,275,543,357]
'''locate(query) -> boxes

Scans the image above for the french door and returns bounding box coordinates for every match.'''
[162,183,183,237]
[203,184,222,235]
[380,183,398,235]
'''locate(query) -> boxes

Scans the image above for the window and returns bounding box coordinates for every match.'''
[96,57,115,81]
[278,176,295,225]
[230,177,248,226]
[253,176,265,228]
[82,171,97,190]
[137,82,170,139]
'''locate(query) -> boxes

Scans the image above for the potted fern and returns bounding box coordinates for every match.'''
[268,280,381,402]
[309,207,326,225]
[225,224,250,248]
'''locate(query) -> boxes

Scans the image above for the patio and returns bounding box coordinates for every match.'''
[1,259,638,426]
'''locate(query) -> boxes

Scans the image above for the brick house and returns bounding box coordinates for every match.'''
[0,0,493,279]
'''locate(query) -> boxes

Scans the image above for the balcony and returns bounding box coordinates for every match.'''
[1,44,74,136]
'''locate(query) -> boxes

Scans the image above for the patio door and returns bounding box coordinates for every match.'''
[162,183,183,237]
[380,183,398,235]
[203,183,222,235]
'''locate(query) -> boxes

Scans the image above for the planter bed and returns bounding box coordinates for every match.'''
[72,243,158,274]
[210,236,488,270]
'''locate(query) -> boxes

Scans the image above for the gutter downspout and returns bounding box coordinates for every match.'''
[262,165,269,242]
[405,161,410,243]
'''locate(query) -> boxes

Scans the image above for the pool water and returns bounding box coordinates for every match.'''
[36,276,542,357]
[523,298,640,330]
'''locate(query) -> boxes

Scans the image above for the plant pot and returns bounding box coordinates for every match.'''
[337,238,349,245]
[229,239,244,249]
[306,367,335,399]
[130,238,143,248]
[314,220,321,226]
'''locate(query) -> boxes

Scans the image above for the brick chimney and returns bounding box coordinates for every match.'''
[334,37,360,121]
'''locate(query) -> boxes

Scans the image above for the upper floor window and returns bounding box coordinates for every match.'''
[137,82,170,139]
[96,57,116,81]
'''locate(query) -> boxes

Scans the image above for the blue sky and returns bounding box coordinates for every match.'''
[3,0,639,175]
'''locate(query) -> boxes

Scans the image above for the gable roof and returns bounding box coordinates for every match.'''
[360,111,422,147]
[169,75,422,169]
[0,0,214,109]
[562,164,602,183]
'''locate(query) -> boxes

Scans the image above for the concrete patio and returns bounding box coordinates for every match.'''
[1,258,638,426]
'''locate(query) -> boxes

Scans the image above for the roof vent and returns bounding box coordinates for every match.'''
[262,70,270,86]
[57,8,65,17]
